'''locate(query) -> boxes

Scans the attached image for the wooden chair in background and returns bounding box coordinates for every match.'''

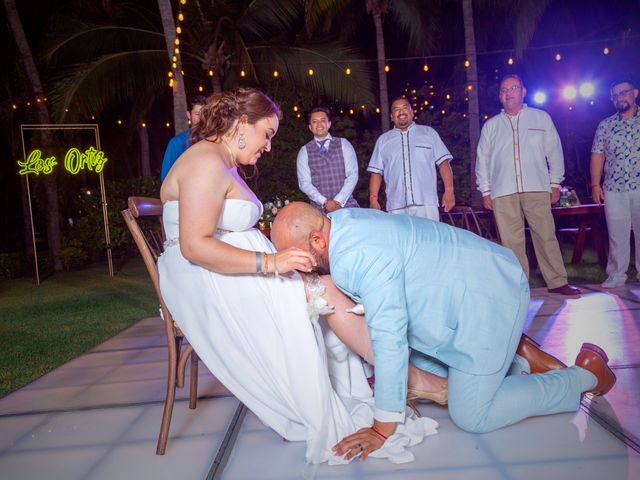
[121,196,200,455]
[443,206,501,243]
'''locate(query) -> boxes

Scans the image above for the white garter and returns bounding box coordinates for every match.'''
[306,273,335,321]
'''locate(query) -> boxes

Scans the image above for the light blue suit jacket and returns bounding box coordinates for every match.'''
[327,209,529,415]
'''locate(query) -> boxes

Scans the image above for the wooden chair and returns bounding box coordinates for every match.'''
[443,206,501,243]
[121,196,199,455]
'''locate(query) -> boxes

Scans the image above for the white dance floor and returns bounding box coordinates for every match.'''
[1,285,638,479]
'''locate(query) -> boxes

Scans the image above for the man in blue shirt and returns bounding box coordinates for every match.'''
[160,95,206,181]
[272,202,616,461]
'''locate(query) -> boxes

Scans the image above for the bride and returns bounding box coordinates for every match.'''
[157,88,446,465]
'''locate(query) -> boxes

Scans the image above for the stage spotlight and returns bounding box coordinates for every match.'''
[562,85,578,101]
[579,82,595,98]
[533,91,547,104]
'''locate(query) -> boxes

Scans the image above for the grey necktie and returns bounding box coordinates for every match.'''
[318,139,328,154]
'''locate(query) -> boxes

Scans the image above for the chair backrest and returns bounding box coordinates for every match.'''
[121,196,165,306]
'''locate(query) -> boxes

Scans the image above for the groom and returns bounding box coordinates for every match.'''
[272,203,616,461]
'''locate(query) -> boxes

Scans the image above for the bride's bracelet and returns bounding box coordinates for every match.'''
[273,253,279,277]
[263,252,269,275]
[255,251,262,273]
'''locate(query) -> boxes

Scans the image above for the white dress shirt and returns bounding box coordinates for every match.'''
[296,134,359,206]
[476,105,564,199]
[367,123,453,211]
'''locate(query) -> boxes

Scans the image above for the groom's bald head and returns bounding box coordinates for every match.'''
[271,202,325,251]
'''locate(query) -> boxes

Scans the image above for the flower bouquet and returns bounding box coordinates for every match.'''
[258,196,290,236]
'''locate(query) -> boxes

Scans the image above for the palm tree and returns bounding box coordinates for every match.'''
[462,0,481,205]
[157,0,187,134]
[3,0,63,271]
[366,0,391,132]
[45,0,375,135]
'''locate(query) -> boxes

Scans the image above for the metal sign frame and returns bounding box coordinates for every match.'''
[19,124,113,284]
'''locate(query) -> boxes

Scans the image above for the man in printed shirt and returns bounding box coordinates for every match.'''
[476,74,580,296]
[367,98,455,220]
[296,107,359,213]
[591,79,640,288]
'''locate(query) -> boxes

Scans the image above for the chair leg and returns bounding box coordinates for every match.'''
[189,351,199,410]
[156,336,181,455]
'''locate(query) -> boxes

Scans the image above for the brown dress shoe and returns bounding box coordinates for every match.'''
[548,284,581,295]
[516,334,567,374]
[575,343,616,396]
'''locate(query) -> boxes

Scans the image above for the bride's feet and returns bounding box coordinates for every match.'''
[407,367,448,406]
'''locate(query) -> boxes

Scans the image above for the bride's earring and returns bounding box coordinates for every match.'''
[238,132,246,149]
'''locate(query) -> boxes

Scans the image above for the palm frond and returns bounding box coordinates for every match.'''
[44,25,165,64]
[303,0,353,35]
[247,43,375,104]
[48,50,168,122]
[512,0,553,57]
[388,0,447,54]
[238,0,305,41]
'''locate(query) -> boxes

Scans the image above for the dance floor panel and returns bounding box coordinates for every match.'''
[0,287,639,479]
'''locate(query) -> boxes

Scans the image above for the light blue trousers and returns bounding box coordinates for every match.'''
[410,283,584,433]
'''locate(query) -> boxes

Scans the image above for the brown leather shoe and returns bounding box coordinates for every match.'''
[575,343,616,396]
[516,334,567,374]
[548,284,581,295]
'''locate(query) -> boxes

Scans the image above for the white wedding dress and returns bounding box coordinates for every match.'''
[157,199,437,465]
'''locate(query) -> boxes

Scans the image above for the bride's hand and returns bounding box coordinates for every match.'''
[272,248,316,274]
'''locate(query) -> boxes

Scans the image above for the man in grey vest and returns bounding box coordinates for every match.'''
[296,107,360,212]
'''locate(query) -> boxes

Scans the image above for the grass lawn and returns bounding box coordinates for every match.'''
[0,257,156,398]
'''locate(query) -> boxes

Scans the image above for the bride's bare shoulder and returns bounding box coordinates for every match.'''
[180,140,228,173]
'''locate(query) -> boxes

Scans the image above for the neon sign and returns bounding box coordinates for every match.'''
[18,146,108,175]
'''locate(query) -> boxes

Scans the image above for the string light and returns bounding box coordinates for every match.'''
[445,94,451,100]
[240,69,246,77]
[308,68,314,75]
[198,85,204,92]
[464,59,470,68]
[423,64,429,72]
[375,107,380,113]
[467,84,473,91]
[117,119,122,125]
[603,47,610,55]
[555,53,561,61]
[178,13,184,21]
[349,108,354,115]
[141,122,147,128]
[166,122,171,127]
[384,65,390,73]
[293,106,298,111]
[508,57,514,65]
[273,70,279,77]
[176,26,182,34]
[345,67,351,75]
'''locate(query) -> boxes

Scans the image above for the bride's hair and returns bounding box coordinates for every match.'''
[191,88,282,143]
